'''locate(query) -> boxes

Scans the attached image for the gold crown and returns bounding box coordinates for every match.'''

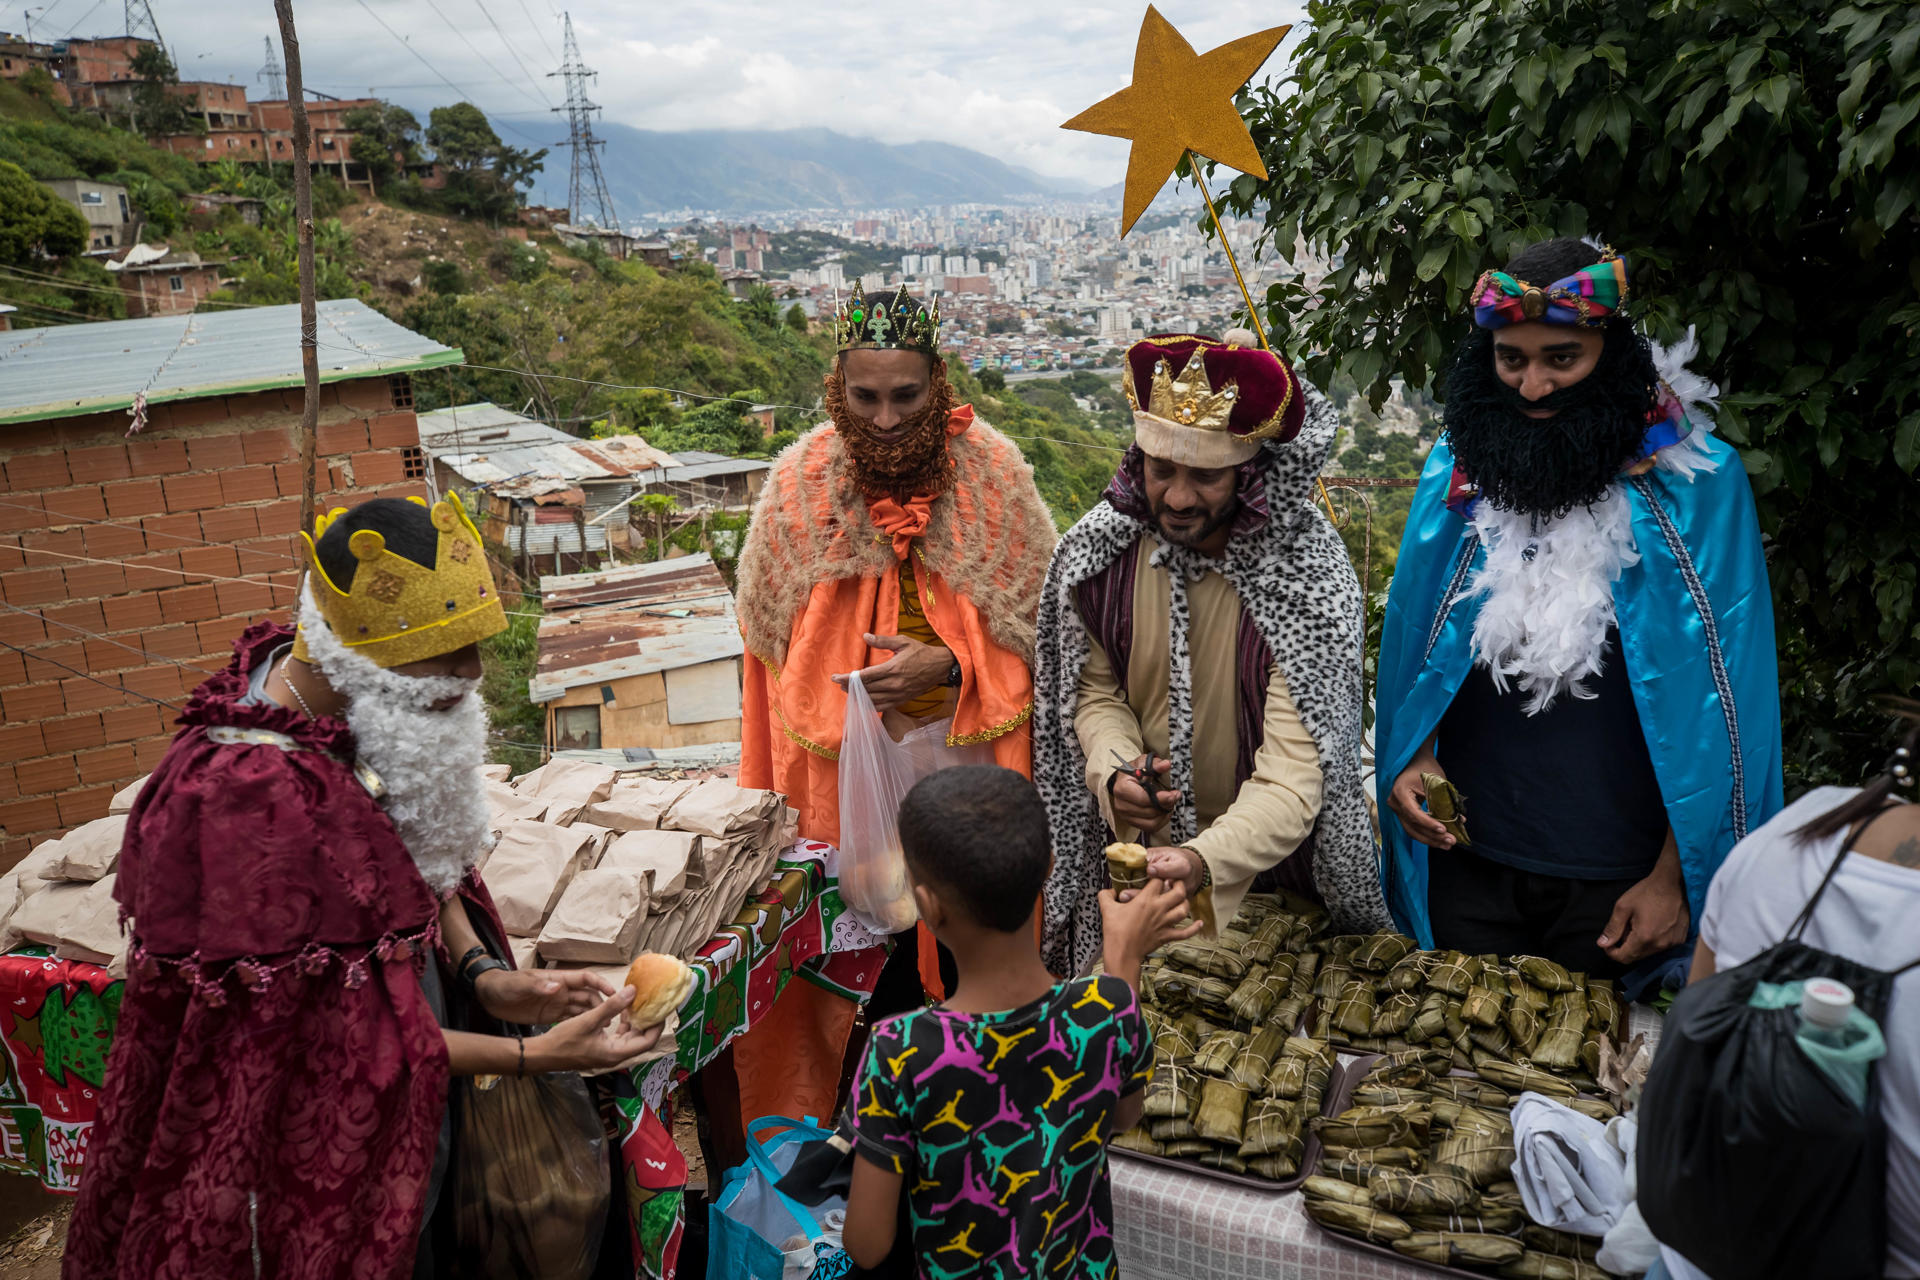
[834,282,942,354]
[291,496,507,669]
[1124,346,1243,434]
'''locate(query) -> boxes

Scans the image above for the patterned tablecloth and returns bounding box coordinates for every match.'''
[0,838,888,1280]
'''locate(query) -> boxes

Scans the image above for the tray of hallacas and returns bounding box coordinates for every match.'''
[1108,879,1352,1192]
[1298,937,1632,1279]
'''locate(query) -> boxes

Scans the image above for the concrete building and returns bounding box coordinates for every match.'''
[38,177,136,251]
[103,243,227,318]
[530,555,742,753]
[0,299,460,866]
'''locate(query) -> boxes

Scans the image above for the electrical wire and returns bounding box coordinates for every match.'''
[470,0,555,109]
[0,635,182,710]
[512,0,558,64]
[420,0,549,114]
[0,602,224,673]
[0,264,263,309]
[347,0,549,148]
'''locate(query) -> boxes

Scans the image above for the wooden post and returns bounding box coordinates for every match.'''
[273,1,320,537]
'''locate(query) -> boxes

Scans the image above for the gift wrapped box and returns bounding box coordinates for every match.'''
[49,815,127,883]
[537,868,653,964]
[484,823,606,936]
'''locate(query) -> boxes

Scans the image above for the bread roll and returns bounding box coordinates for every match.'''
[625,952,695,1028]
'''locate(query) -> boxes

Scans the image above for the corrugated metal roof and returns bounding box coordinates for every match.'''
[507,521,609,555]
[530,553,741,702]
[418,404,682,480]
[0,298,460,425]
[439,441,629,487]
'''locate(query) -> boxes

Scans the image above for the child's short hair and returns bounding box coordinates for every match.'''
[898,765,1050,932]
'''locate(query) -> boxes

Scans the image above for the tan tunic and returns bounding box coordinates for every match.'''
[1074,548,1323,925]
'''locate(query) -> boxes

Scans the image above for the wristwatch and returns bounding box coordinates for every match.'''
[944,657,963,688]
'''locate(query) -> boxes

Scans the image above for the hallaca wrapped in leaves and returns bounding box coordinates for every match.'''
[1111,1127,1164,1156]
[1407,990,1450,1044]
[1226,964,1287,1026]
[1157,1019,1199,1061]
[1314,1106,1422,1152]
[1352,931,1417,972]
[1268,994,1308,1035]
[1428,1077,1512,1108]
[1193,1077,1250,1145]
[1371,989,1421,1037]
[1232,1023,1288,1091]
[1143,1058,1201,1119]
[1428,950,1480,996]
[1302,1197,1413,1243]
[1469,1021,1516,1058]
[1287,949,1320,998]
[1463,968,1510,1028]
[1521,1224,1603,1262]
[1506,981,1550,1053]
[1434,1128,1516,1186]
[1581,1024,1605,1076]
[1563,1095,1618,1123]
[1167,940,1248,982]
[1162,1138,1213,1157]
[1148,1114,1199,1141]
[1308,1002,1333,1040]
[1331,978,1378,1038]
[1587,978,1622,1038]
[1198,1149,1249,1175]
[1353,1084,1428,1108]
[1193,976,1238,1016]
[1496,1255,1610,1280]
[1393,1232,1525,1267]
[1385,950,1431,992]
[1238,1096,1301,1158]
[1312,959,1352,1000]
[1476,1060,1578,1100]
[1265,1036,1333,1099]
[1154,967,1206,1009]
[1192,1029,1247,1077]
[1243,914,1292,966]
[1368,1164,1479,1214]
[1406,1207,1525,1234]
[1303,1175,1374,1206]
[1512,955,1580,992]
[1531,988,1589,1070]
[1320,1142,1426,1170]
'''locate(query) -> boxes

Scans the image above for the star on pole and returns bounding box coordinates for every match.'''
[1062,6,1290,235]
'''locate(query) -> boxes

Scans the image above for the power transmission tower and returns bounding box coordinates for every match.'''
[547,12,618,229]
[258,36,286,100]
[124,0,165,52]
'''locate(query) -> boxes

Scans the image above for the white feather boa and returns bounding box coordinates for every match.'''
[298,584,491,897]
[1458,328,1722,713]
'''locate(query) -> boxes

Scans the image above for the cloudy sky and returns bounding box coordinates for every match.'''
[19,0,1308,200]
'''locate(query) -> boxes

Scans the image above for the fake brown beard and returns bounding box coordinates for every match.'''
[825,360,958,499]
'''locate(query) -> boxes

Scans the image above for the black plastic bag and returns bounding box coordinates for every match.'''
[450,1071,610,1280]
[1636,936,1897,1280]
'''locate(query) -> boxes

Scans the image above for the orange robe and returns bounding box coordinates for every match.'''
[726,406,1053,1132]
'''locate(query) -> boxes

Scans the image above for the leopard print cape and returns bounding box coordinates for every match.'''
[1034,380,1394,977]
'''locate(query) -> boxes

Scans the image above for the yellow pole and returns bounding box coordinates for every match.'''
[1186,150,1337,523]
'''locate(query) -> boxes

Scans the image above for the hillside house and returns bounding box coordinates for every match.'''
[39,177,136,251]
[104,243,227,318]
[530,555,742,753]
[0,299,460,866]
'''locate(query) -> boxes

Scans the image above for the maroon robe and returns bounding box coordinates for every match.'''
[66,622,504,1280]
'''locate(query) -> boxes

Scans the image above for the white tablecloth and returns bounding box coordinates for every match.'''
[1113,1004,1665,1278]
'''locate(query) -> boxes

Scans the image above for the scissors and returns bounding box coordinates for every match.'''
[1111,751,1177,813]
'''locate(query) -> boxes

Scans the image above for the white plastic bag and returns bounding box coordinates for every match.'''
[835,671,987,934]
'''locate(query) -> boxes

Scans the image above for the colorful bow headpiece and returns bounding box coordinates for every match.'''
[1471,251,1628,330]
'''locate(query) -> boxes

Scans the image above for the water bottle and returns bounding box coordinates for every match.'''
[1799,977,1856,1048]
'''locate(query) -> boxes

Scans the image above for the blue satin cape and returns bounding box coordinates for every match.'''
[1374,435,1783,947]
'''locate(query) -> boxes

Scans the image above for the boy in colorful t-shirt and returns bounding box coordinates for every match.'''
[841,765,1200,1277]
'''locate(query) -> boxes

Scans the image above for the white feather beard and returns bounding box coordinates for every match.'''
[1463,488,1640,714]
[298,584,491,897]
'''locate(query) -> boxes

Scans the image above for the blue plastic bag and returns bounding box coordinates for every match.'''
[708,1115,850,1280]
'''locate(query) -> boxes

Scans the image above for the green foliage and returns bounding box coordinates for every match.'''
[951,364,1133,528]
[785,302,809,333]
[102,168,182,236]
[0,110,202,192]
[1221,0,1920,789]
[18,68,57,104]
[127,44,201,138]
[977,366,1007,392]
[421,257,469,295]
[342,102,422,190]
[742,282,780,328]
[477,583,544,769]
[425,103,545,222]
[0,161,88,265]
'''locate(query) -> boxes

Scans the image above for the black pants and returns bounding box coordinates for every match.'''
[1426,848,1643,978]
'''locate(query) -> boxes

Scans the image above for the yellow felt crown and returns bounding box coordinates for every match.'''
[291,496,506,669]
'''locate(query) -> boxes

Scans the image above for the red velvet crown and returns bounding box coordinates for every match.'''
[1122,333,1307,446]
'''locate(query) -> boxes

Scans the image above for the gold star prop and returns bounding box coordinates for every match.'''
[1062,5,1290,235]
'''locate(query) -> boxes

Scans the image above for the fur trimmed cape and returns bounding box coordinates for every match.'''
[736,411,1058,669]
[1033,381,1394,978]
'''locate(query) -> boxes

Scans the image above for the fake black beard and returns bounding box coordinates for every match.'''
[1442,326,1661,518]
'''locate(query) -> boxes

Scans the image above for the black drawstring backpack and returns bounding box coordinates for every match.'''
[1637,807,1920,1279]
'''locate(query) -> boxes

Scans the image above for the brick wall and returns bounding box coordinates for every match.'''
[0,375,428,868]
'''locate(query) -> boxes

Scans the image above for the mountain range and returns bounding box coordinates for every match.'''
[564,126,1102,215]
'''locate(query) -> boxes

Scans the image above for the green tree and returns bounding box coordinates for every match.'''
[128,44,199,138]
[0,160,87,264]
[1220,0,1920,789]
[784,302,809,333]
[425,103,544,220]
[742,282,780,327]
[342,102,421,189]
[978,366,1007,393]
